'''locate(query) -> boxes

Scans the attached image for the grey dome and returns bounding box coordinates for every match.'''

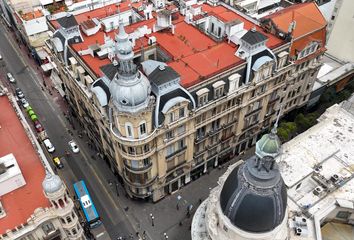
[109,19,151,112]
[109,72,151,109]
[42,172,63,194]
[219,157,287,233]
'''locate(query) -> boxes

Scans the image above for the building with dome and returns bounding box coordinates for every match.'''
[48,1,327,202]
[192,116,288,240]
[0,86,84,240]
[192,96,354,240]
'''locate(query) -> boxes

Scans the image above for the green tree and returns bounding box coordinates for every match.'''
[277,122,297,142]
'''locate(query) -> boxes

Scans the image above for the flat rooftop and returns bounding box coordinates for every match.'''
[51,2,283,88]
[0,95,50,234]
[277,95,354,239]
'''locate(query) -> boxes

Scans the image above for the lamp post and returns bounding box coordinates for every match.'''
[150,213,154,227]
[176,195,182,210]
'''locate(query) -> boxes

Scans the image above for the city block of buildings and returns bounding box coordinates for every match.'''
[192,94,354,240]
[0,85,84,240]
[46,1,327,202]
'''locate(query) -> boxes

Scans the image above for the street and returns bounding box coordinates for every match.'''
[0,23,137,240]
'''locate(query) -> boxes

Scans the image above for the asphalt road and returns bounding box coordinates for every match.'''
[0,24,139,240]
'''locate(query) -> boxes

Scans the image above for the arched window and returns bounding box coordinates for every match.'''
[58,199,65,208]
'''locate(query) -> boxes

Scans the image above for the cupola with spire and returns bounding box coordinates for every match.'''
[109,19,151,113]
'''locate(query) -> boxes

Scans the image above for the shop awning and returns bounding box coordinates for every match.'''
[41,62,54,72]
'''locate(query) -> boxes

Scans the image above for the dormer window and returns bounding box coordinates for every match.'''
[298,41,319,60]
[196,88,209,107]
[212,81,225,99]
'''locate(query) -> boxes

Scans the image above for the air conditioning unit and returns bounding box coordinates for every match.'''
[294,217,307,227]
[313,186,323,196]
[330,174,340,183]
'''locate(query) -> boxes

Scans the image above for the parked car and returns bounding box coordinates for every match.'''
[53,157,63,169]
[20,98,29,108]
[33,120,44,133]
[68,140,79,153]
[43,138,55,153]
[15,88,24,99]
[6,72,15,83]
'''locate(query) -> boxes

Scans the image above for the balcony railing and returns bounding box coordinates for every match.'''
[165,146,187,161]
[244,105,263,117]
[124,161,153,173]
[123,172,157,188]
[120,147,156,161]
[111,124,157,145]
[43,229,61,240]
[208,126,222,136]
[195,133,207,144]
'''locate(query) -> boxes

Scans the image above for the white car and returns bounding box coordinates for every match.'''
[0,54,2,60]
[20,98,29,108]
[43,139,55,153]
[7,72,15,83]
[68,140,79,153]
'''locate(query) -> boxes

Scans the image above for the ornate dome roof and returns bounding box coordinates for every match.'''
[109,72,151,110]
[219,157,287,233]
[255,129,281,159]
[42,172,63,194]
[109,20,151,113]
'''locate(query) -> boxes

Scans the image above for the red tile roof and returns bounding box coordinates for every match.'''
[53,3,284,87]
[265,2,327,56]
[265,2,326,40]
[0,96,50,235]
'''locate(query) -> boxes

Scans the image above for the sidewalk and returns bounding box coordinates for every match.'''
[116,147,256,240]
[5,26,69,114]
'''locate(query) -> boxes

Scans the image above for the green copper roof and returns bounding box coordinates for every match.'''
[255,133,281,158]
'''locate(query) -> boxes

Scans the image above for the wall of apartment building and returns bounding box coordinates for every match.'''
[51,38,323,202]
[0,210,65,240]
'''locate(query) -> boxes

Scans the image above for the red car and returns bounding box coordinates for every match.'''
[34,120,44,133]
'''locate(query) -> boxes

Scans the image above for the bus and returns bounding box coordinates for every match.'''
[73,180,102,229]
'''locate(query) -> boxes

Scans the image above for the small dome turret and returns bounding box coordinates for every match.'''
[255,128,281,159]
[42,172,63,194]
[109,19,151,113]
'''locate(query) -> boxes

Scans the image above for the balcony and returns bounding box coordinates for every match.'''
[111,124,157,145]
[123,172,157,188]
[124,161,153,174]
[165,146,187,161]
[223,119,237,129]
[195,134,207,144]
[242,122,259,132]
[244,105,263,117]
[221,132,234,143]
[120,147,156,161]
[208,127,222,136]
[268,96,280,104]
[43,229,61,240]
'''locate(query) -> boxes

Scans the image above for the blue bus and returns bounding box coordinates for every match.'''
[73,180,102,229]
